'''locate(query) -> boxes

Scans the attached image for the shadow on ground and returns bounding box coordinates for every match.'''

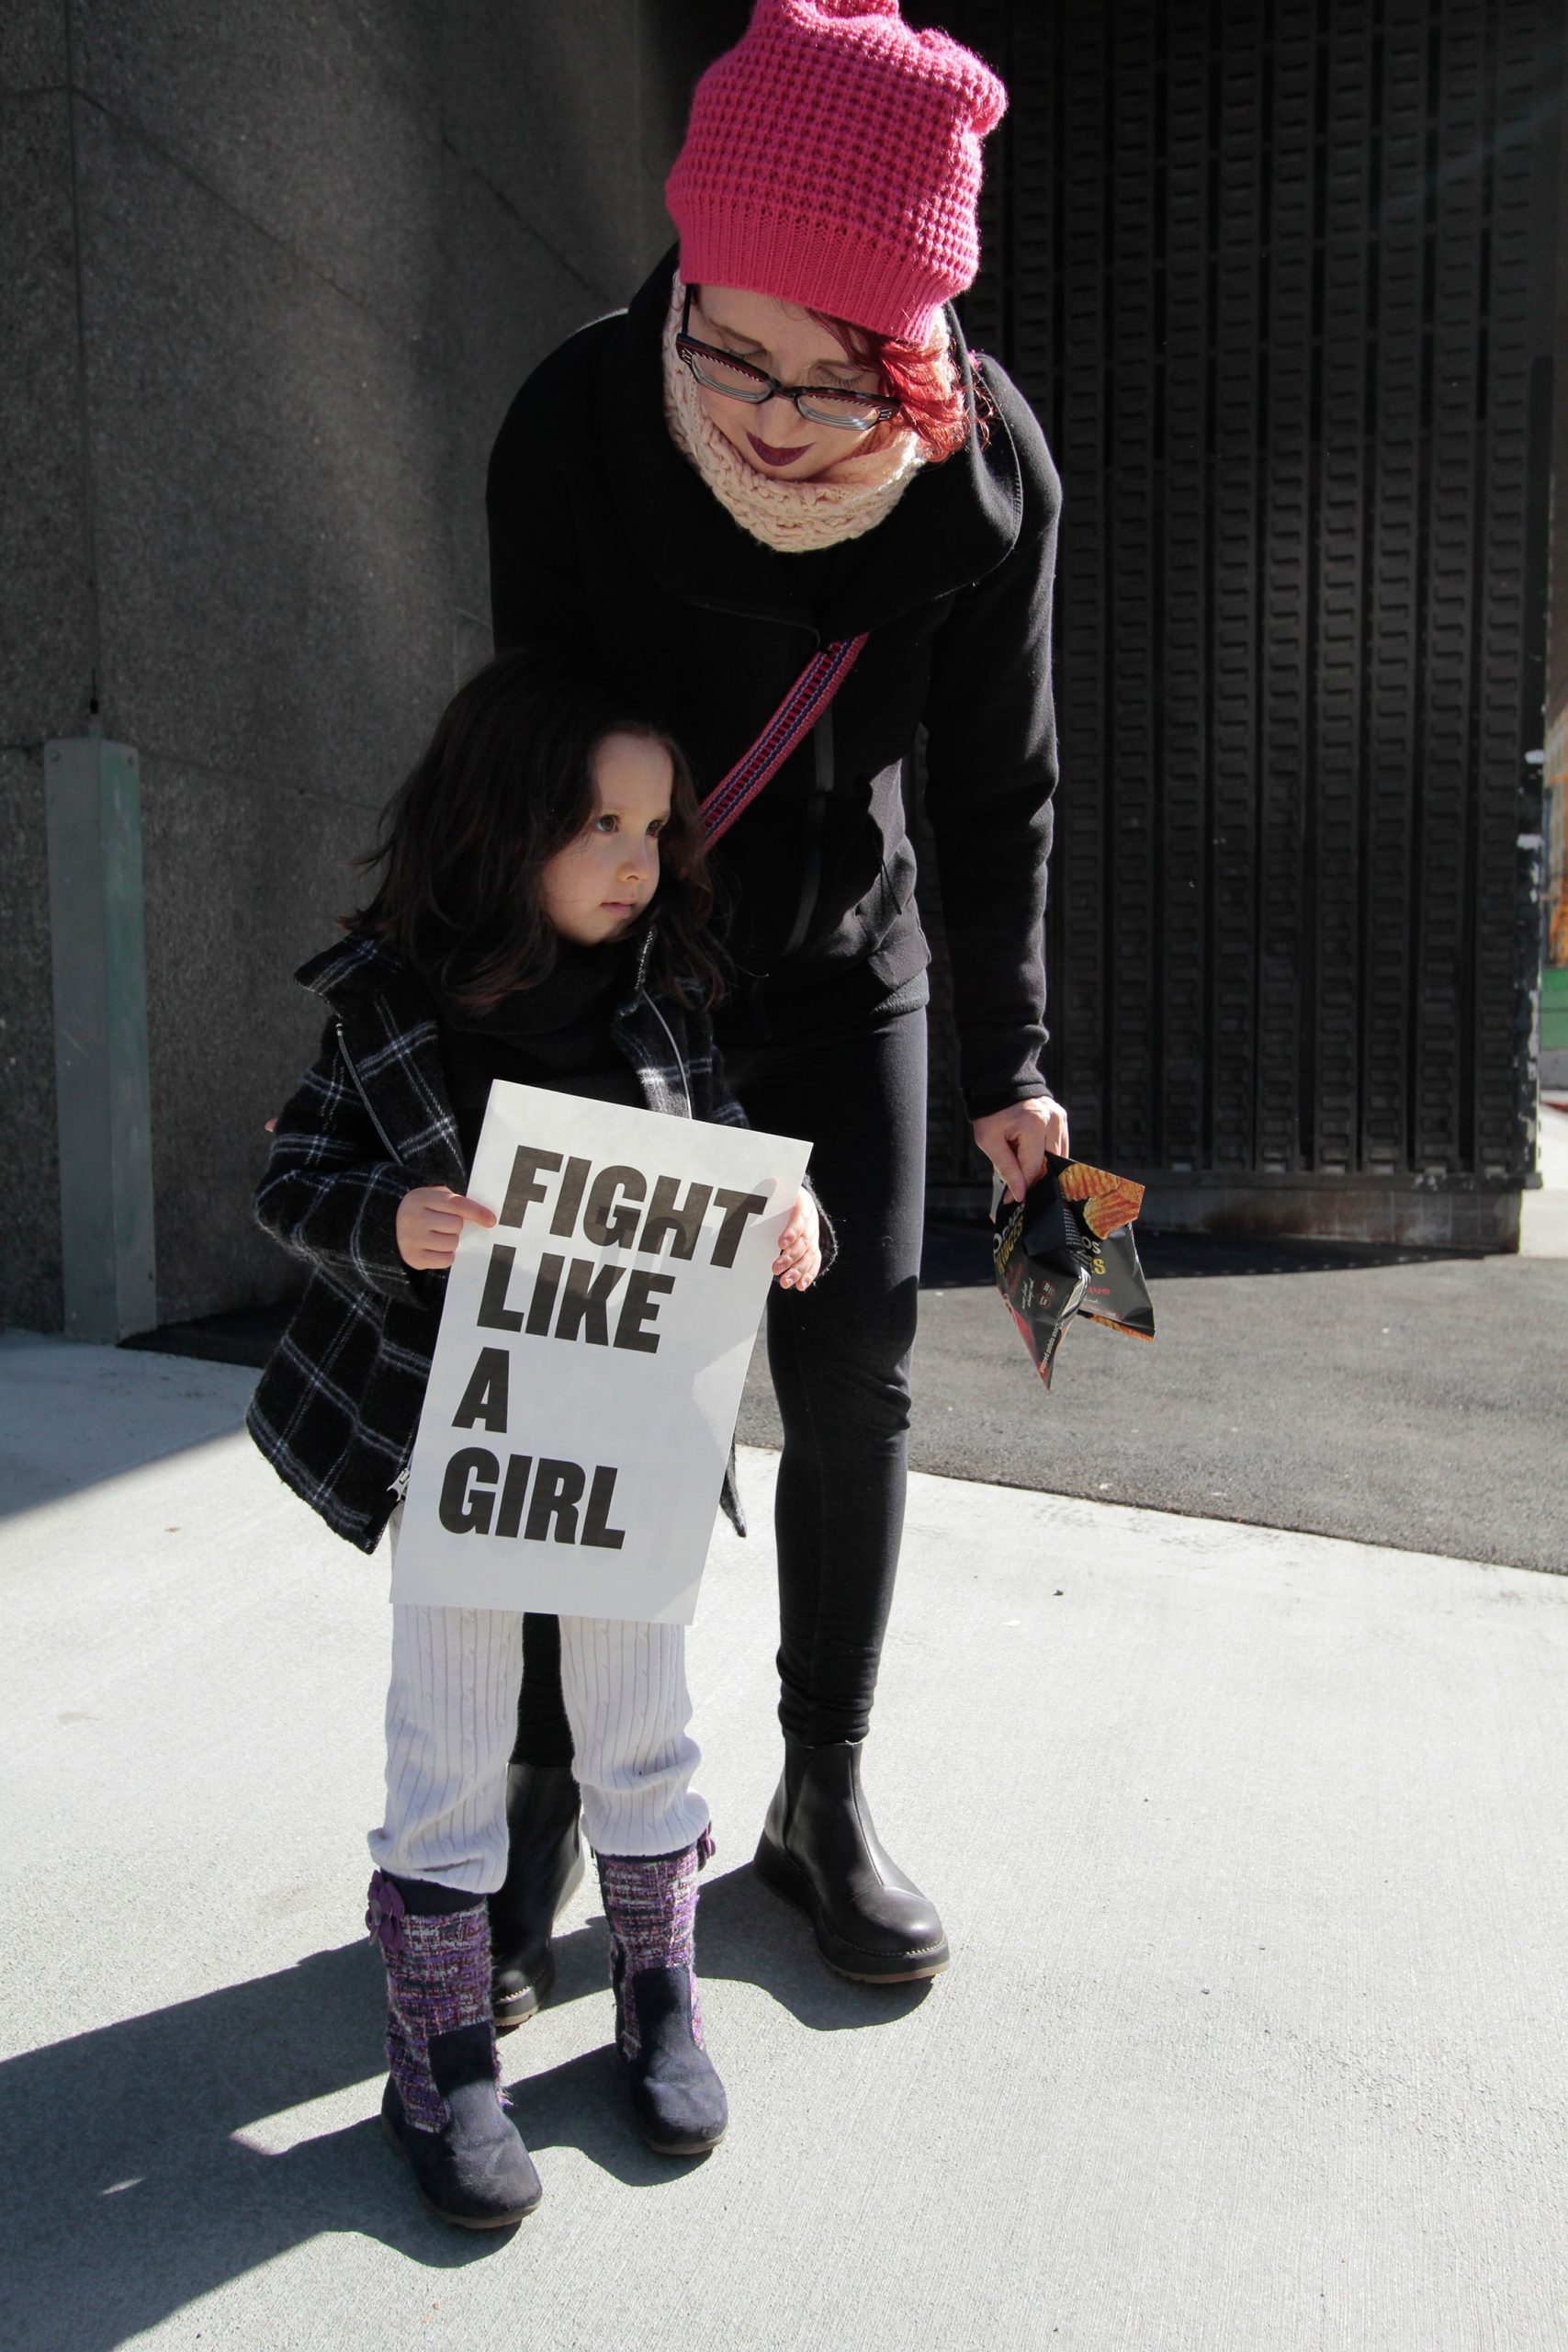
[108,1227,1457,1374]
[121,1299,299,1370]
[0,1336,257,1521]
[0,1941,495,2352]
[739,1227,1568,1574]
[917,1216,1472,1288]
[540,1858,931,2038]
[0,1867,921,2349]
[39,1224,1562,1575]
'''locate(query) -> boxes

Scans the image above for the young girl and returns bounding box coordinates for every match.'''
[247,651,823,2228]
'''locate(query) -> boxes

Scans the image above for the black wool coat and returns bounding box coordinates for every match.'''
[247,927,757,1555]
[486,250,1061,1120]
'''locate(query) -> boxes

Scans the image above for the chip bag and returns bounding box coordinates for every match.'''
[991,1154,1156,1388]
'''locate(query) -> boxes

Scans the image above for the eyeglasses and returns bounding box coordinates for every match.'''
[675,290,901,434]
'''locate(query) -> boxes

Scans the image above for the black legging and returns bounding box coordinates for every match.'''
[513,998,928,1758]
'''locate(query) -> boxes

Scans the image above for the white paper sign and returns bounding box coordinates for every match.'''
[392,1081,809,1624]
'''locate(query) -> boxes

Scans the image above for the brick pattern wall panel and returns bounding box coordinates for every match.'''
[1474,0,1551,1172]
[1207,1,1267,1172]
[1257,0,1315,1171]
[1052,9,1111,1160]
[1362,0,1429,1174]
[1006,6,1054,414]
[1313,0,1373,1174]
[1158,5,1212,1173]
[1416,1,1487,1172]
[930,0,1557,1197]
[1106,2,1158,1167]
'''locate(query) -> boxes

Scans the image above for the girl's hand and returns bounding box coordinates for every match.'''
[773,1188,821,1291]
[973,1095,1070,1206]
[396,1185,496,1270]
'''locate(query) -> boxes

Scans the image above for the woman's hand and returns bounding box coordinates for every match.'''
[773,1188,822,1290]
[973,1095,1070,1206]
[396,1185,496,1270]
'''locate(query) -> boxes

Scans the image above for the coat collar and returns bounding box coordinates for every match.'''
[292,926,676,1189]
[295,927,418,1012]
[294,922,660,1021]
[595,250,1024,642]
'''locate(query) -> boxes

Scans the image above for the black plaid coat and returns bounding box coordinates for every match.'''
[246,927,761,1555]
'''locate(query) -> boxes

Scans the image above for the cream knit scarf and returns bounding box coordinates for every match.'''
[661,274,926,555]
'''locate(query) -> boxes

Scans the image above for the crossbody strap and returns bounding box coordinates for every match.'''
[698,632,868,847]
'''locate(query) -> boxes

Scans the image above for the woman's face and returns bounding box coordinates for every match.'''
[689,286,887,481]
[538,732,673,946]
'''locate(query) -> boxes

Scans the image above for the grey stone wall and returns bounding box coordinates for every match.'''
[1,0,743,1331]
[2,9,86,1329]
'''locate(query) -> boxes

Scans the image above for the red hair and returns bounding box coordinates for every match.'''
[685,282,987,466]
[809,308,987,465]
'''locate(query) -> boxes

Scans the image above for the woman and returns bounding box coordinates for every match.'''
[483,0,1066,1999]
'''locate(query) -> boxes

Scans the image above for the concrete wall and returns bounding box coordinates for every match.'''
[1,0,742,1332]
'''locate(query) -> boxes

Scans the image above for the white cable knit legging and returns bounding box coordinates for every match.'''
[367,1596,709,1894]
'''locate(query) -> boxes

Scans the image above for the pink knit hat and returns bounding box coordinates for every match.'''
[665,0,1007,345]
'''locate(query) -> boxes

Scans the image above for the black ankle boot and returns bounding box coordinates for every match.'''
[753,1738,949,1983]
[488,1762,584,2030]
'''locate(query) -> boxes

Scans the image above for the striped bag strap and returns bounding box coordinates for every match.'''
[699,632,869,847]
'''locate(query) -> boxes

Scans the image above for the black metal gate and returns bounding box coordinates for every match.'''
[920,0,1561,1243]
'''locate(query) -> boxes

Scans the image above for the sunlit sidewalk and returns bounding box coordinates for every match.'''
[3,1334,1566,2352]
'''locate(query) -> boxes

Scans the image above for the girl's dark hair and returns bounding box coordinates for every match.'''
[351,651,725,1013]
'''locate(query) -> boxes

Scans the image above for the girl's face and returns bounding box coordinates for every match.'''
[690,285,887,481]
[538,731,673,946]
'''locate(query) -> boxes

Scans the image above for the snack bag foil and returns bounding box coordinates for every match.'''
[991,1155,1156,1389]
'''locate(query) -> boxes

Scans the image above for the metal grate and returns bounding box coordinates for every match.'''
[922,0,1559,1204]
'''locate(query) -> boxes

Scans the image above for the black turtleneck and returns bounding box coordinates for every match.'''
[436,935,645,1172]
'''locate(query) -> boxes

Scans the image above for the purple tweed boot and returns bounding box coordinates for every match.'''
[367,1871,542,2227]
[596,1835,728,2156]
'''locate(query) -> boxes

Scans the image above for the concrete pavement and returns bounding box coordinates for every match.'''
[4,1333,1567,2350]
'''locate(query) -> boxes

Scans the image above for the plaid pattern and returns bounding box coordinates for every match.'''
[246,927,750,1555]
[598,1844,705,2060]
[368,1880,496,2132]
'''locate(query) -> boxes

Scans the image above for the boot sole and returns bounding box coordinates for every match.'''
[491,1842,584,2031]
[493,1945,555,2035]
[637,2122,727,2157]
[752,1833,951,1984]
[381,2109,542,2229]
